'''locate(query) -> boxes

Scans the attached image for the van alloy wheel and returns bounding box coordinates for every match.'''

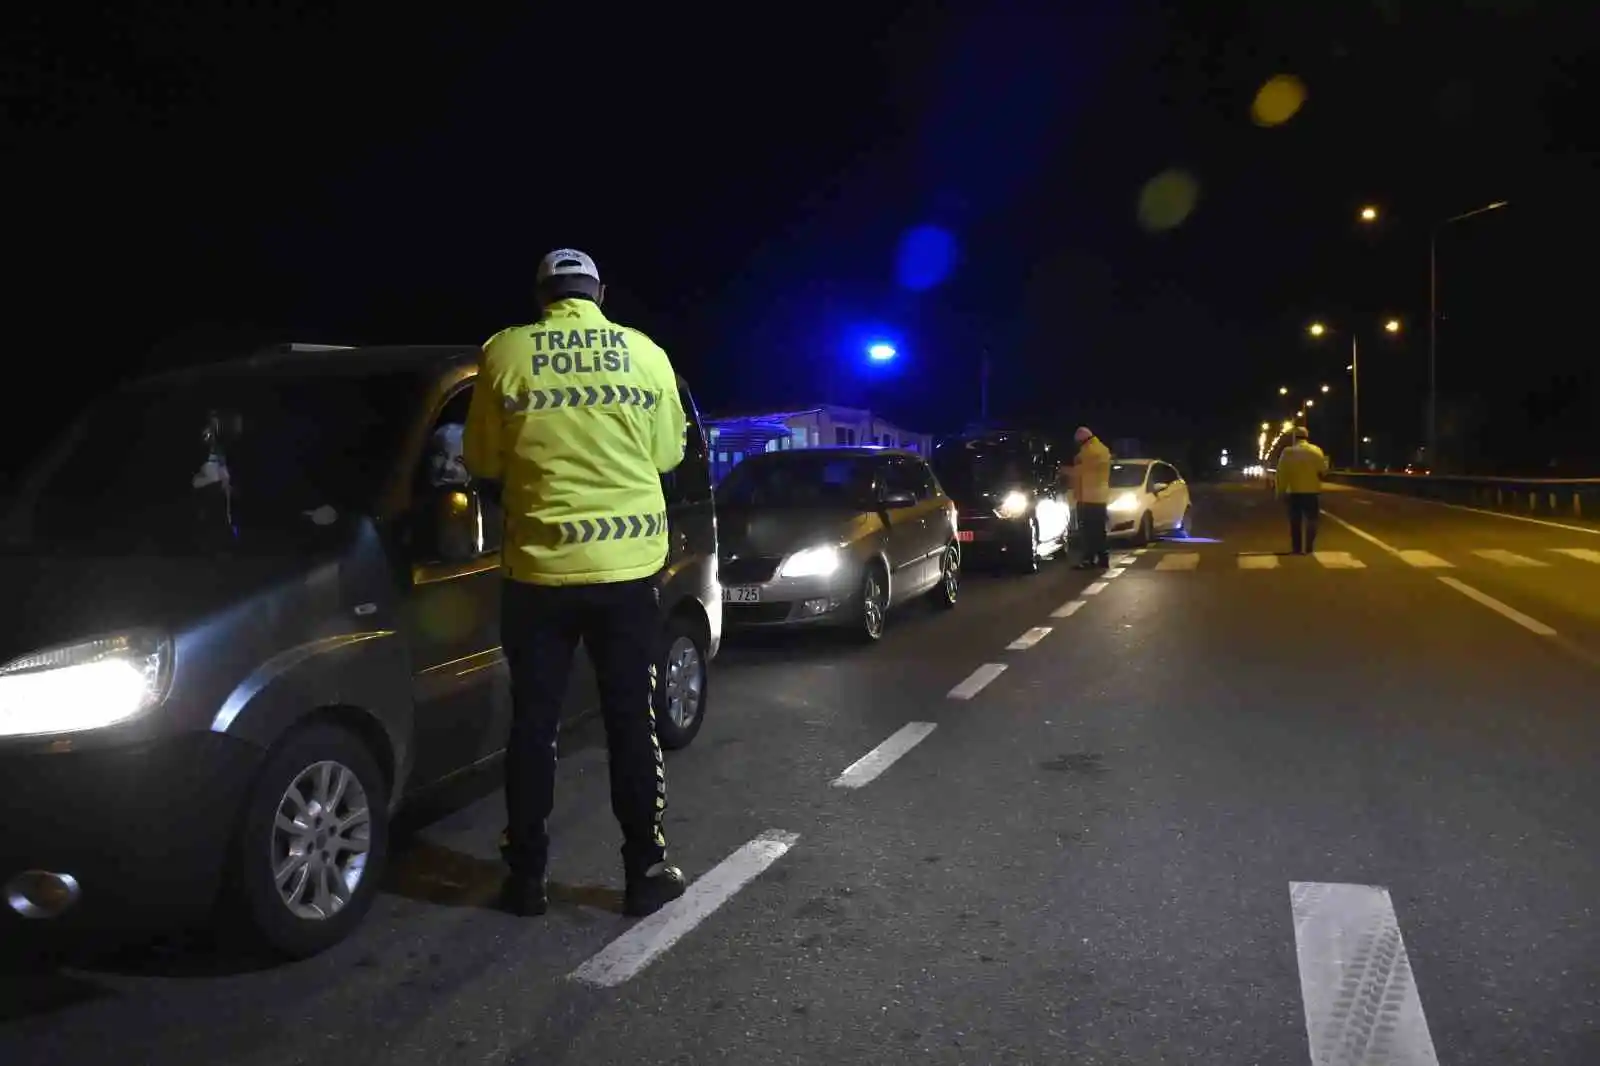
[272,760,373,921]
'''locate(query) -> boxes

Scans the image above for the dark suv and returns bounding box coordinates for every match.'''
[0,344,719,958]
[931,431,1071,572]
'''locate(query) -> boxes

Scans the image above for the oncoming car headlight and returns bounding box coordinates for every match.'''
[778,545,843,579]
[994,491,1029,519]
[0,630,173,739]
[1108,492,1140,514]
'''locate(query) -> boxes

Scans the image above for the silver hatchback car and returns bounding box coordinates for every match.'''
[715,447,960,641]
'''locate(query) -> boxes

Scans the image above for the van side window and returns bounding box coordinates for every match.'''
[418,384,502,554]
[663,384,713,506]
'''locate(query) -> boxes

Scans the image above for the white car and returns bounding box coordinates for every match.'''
[1104,458,1191,545]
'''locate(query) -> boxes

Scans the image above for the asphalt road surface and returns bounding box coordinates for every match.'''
[3,481,1598,1064]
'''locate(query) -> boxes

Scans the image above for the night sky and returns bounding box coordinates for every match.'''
[8,2,1595,479]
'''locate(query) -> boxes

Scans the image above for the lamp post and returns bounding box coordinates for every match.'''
[1427,200,1508,470]
[1309,318,1402,469]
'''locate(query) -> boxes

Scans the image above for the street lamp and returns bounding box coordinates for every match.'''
[1360,205,1379,223]
[1309,318,1401,470]
[1429,200,1509,468]
[866,342,897,362]
[1278,386,1289,395]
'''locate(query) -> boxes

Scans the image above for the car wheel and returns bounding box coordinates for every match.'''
[929,543,960,609]
[227,721,389,959]
[856,564,888,642]
[1135,511,1154,547]
[655,615,708,751]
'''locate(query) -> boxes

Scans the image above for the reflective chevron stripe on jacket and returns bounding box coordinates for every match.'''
[503,385,659,413]
[557,511,669,545]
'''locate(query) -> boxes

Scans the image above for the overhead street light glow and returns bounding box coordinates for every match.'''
[1279,386,1289,395]
[1321,384,1330,393]
[1360,205,1379,222]
[1308,322,1327,337]
[1385,319,1401,333]
[866,343,897,362]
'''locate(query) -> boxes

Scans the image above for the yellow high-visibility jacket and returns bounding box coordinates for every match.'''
[463,299,685,586]
[1275,441,1329,495]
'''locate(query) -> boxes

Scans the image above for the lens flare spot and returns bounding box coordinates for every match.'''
[1137,170,1200,232]
[894,225,957,292]
[1252,74,1307,127]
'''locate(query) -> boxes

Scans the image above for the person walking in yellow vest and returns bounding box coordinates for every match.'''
[463,248,688,918]
[1067,426,1113,570]
[1274,425,1330,554]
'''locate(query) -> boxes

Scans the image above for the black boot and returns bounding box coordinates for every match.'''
[500,875,549,917]
[625,863,687,917]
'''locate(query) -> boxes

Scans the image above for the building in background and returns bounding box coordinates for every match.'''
[702,405,934,484]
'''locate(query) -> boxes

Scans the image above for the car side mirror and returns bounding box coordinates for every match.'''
[881,489,917,509]
[423,487,485,562]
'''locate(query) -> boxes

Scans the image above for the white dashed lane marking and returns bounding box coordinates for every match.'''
[832,723,937,790]
[947,663,1007,700]
[1006,626,1053,651]
[1553,547,1600,564]
[1398,550,1453,569]
[1082,580,1109,595]
[571,830,799,988]
[1050,600,1085,619]
[1155,552,1200,571]
[1313,551,1365,569]
[1238,553,1280,570]
[1471,549,1549,567]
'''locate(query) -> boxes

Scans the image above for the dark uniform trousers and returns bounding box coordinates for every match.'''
[1078,502,1110,565]
[1286,492,1321,554]
[500,575,668,881]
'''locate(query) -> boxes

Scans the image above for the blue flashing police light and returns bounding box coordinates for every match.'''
[867,343,897,362]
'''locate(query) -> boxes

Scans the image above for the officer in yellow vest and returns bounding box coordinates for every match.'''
[1274,425,1329,554]
[1067,426,1113,570]
[463,248,688,918]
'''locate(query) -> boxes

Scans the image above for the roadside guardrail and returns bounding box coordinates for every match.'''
[1325,470,1600,521]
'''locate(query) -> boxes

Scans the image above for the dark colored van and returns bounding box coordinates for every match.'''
[0,343,719,958]
[931,431,1072,572]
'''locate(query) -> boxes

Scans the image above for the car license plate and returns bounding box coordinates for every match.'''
[722,585,761,603]
[955,530,975,542]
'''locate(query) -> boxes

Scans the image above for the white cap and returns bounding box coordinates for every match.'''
[537,248,600,284]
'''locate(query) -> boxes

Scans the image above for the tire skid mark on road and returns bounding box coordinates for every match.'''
[1290,882,1441,1066]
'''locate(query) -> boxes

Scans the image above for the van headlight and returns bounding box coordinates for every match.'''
[0,631,173,738]
[778,545,842,578]
[994,491,1029,519]
[1108,492,1140,514]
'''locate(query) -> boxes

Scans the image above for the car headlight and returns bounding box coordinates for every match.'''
[778,545,842,579]
[994,490,1029,519]
[1107,492,1140,514]
[0,630,173,738]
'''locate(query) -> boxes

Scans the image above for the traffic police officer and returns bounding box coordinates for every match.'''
[1274,425,1330,554]
[463,248,688,918]
[1068,426,1113,569]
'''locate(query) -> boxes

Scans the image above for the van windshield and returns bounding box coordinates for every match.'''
[3,370,422,555]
